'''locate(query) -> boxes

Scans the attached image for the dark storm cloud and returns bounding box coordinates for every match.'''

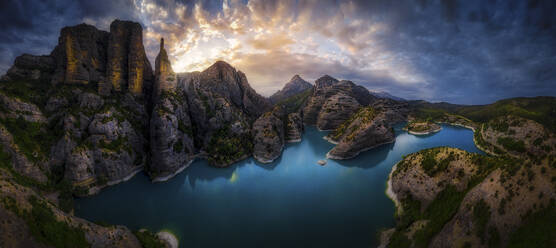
[1,0,555,104]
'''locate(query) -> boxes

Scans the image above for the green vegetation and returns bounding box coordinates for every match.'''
[173,139,183,153]
[331,107,376,141]
[389,148,506,248]
[410,97,556,132]
[472,199,491,243]
[206,126,253,165]
[0,79,51,107]
[508,201,556,248]
[0,116,60,162]
[99,136,132,154]
[412,185,468,247]
[0,195,90,248]
[134,229,165,248]
[275,88,312,113]
[497,137,526,153]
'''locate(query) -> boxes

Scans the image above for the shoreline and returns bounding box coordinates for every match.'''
[326,139,395,160]
[322,135,339,145]
[87,166,143,195]
[152,158,196,183]
[385,162,401,214]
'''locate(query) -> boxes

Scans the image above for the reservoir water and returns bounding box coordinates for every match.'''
[74,124,483,247]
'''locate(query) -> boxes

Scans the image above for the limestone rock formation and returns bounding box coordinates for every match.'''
[285,113,303,142]
[270,75,313,103]
[326,107,394,159]
[153,38,176,96]
[176,61,270,166]
[50,23,109,85]
[252,107,286,163]
[104,20,153,96]
[303,76,377,130]
[1,54,55,81]
[315,74,338,89]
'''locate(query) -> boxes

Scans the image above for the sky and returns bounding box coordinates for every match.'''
[1,0,555,104]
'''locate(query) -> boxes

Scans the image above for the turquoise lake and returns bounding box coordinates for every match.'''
[74,124,483,247]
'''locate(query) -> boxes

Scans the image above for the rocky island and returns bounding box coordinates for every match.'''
[403,121,442,135]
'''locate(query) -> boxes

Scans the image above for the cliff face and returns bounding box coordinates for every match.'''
[270,75,313,103]
[252,106,286,163]
[326,107,395,159]
[303,76,377,130]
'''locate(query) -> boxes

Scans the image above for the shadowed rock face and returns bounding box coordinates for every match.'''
[252,106,286,163]
[315,75,338,89]
[270,75,313,103]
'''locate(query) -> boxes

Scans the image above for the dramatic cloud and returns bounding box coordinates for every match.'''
[1,0,555,104]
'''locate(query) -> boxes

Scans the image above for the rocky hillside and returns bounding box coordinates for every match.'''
[269,75,313,103]
[382,115,556,247]
[325,107,395,159]
[303,75,378,130]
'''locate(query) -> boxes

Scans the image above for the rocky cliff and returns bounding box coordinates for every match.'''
[303,75,378,130]
[252,106,286,163]
[269,75,313,103]
[325,107,395,159]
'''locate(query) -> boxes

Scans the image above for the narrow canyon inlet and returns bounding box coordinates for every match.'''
[75,124,482,247]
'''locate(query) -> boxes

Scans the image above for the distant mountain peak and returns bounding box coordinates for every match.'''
[369,90,406,101]
[270,74,313,103]
[315,75,339,88]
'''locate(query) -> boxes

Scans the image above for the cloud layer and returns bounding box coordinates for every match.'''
[1,0,555,104]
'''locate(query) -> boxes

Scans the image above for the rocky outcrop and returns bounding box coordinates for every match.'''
[404,121,441,135]
[104,20,153,97]
[0,92,46,123]
[270,75,313,103]
[174,61,270,167]
[316,92,361,130]
[303,76,377,130]
[325,107,394,159]
[153,38,176,96]
[315,75,338,89]
[285,113,303,142]
[47,20,154,97]
[252,107,286,163]
[50,23,109,85]
[149,41,195,179]
[1,54,55,81]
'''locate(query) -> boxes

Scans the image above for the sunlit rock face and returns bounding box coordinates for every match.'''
[104,20,153,97]
[154,38,176,96]
[48,20,153,97]
[50,23,109,85]
[303,75,378,130]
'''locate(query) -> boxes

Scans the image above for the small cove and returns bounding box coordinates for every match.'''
[74,124,484,247]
